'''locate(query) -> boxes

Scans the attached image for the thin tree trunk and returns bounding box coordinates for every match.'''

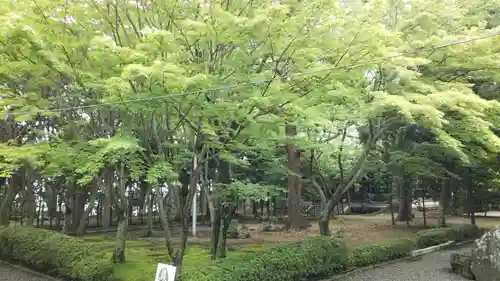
[438,178,450,227]
[63,194,73,234]
[143,189,153,237]
[102,170,113,230]
[318,143,370,235]
[155,184,175,259]
[56,192,62,230]
[112,164,128,263]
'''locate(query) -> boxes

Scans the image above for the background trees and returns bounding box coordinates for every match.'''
[0,0,499,279]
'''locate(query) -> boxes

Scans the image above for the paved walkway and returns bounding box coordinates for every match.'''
[0,263,54,281]
[332,245,472,281]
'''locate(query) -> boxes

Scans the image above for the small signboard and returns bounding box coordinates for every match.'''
[155,263,177,281]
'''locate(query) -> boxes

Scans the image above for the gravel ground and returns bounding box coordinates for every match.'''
[0,263,55,281]
[332,245,473,281]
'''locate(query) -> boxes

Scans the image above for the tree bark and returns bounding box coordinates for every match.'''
[112,164,128,263]
[71,191,87,233]
[143,189,153,237]
[438,178,450,227]
[285,124,308,230]
[318,140,371,235]
[397,174,413,224]
[0,176,19,226]
[76,181,99,236]
[102,169,113,230]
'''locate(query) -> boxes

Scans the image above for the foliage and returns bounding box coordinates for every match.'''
[0,0,500,277]
[349,239,415,267]
[416,225,481,248]
[415,228,451,249]
[0,226,113,281]
[182,237,348,281]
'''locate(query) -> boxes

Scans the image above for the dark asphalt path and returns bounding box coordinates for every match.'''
[332,245,472,281]
[0,263,55,281]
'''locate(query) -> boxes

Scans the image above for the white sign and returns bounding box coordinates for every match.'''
[155,263,177,281]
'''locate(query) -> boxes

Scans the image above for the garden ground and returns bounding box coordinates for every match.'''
[79,212,499,281]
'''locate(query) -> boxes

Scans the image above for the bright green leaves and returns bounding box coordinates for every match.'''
[146,162,177,185]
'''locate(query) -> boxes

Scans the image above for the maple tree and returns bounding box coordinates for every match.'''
[0,0,499,279]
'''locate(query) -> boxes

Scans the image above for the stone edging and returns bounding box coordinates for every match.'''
[0,261,61,281]
[327,239,475,281]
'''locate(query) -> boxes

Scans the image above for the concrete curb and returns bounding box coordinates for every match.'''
[327,239,475,281]
[0,261,61,281]
[411,241,454,257]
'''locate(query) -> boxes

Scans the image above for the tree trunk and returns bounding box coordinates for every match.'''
[24,182,36,226]
[285,124,308,229]
[318,142,370,236]
[102,170,113,230]
[63,193,73,234]
[112,163,128,263]
[438,178,450,227]
[217,206,235,258]
[397,175,413,223]
[56,192,62,230]
[209,203,221,259]
[143,189,153,237]
[466,169,476,225]
[76,182,99,236]
[71,191,86,233]
[155,184,176,261]
[112,210,128,263]
[0,177,19,226]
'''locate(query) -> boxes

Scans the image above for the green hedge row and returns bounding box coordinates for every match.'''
[349,238,414,267]
[183,236,349,281]
[0,226,113,281]
[0,224,483,281]
[415,224,481,249]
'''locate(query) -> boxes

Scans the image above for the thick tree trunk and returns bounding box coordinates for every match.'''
[76,182,99,236]
[112,211,128,263]
[397,175,413,224]
[285,124,308,229]
[0,177,19,226]
[24,183,36,226]
[209,203,221,259]
[438,178,450,227]
[217,208,234,259]
[71,191,86,233]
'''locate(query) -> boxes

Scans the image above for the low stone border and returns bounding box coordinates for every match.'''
[327,240,475,281]
[411,241,454,257]
[0,261,61,281]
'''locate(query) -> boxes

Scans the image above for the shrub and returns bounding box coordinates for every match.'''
[182,236,348,281]
[416,228,450,248]
[416,224,481,249]
[349,239,414,267]
[0,226,113,281]
[448,224,481,241]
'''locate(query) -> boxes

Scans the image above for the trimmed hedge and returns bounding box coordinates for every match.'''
[182,236,349,281]
[349,238,414,267]
[0,226,113,281]
[416,224,481,249]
